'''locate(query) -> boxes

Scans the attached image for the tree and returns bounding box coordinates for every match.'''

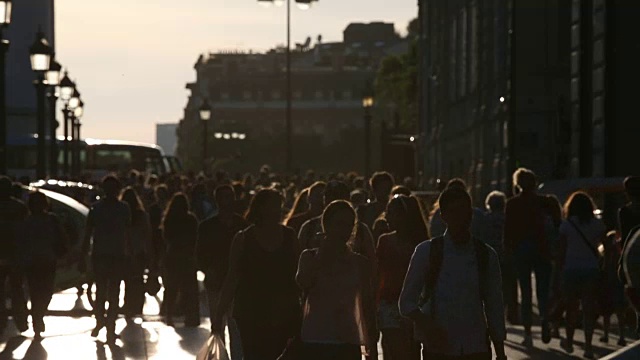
[375,30,418,132]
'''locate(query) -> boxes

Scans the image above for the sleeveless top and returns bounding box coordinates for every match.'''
[234,225,301,333]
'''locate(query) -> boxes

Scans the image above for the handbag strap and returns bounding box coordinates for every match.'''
[568,219,600,261]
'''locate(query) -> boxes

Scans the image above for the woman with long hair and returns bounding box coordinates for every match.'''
[120,187,151,319]
[558,191,606,358]
[284,187,309,226]
[297,200,377,360]
[161,193,200,327]
[376,195,426,360]
[214,189,301,360]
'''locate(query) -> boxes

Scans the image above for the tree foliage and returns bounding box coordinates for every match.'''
[375,35,418,132]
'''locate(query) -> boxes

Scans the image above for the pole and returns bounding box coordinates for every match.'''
[62,108,70,175]
[285,0,292,172]
[364,107,371,178]
[35,77,47,180]
[202,120,208,173]
[0,29,8,174]
[49,90,58,177]
[75,121,81,177]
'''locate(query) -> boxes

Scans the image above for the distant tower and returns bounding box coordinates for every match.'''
[5,0,55,137]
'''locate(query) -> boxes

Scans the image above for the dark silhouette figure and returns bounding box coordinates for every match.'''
[148,185,170,279]
[400,187,506,360]
[557,191,606,358]
[120,187,152,319]
[214,189,301,360]
[17,191,69,341]
[358,172,395,232]
[161,193,200,327]
[0,176,28,336]
[81,175,132,344]
[376,195,426,360]
[197,184,248,358]
[618,176,640,282]
[504,168,551,346]
[296,200,377,360]
[285,181,326,235]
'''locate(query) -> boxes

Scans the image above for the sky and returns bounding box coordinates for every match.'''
[56,0,417,145]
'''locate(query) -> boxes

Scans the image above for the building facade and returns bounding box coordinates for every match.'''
[423,0,572,200]
[156,123,178,156]
[176,23,405,175]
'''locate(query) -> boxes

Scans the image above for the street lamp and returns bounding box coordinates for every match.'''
[59,72,75,175]
[257,0,319,172]
[30,30,53,180]
[0,0,12,174]
[199,99,211,172]
[47,59,61,177]
[362,94,374,178]
[72,99,83,177]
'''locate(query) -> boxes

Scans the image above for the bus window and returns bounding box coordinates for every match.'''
[91,149,133,172]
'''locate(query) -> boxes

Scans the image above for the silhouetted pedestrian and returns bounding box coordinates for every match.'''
[504,168,551,345]
[358,172,394,233]
[214,189,301,360]
[161,193,200,327]
[120,187,152,319]
[81,175,132,344]
[618,176,640,282]
[376,195,426,360]
[557,191,605,358]
[296,200,377,360]
[17,191,69,341]
[197,185,248,359]
[0,176,28,336]
[400,187,506,360]
[286,182,326,235]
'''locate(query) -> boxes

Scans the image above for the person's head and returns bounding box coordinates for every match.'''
[485,191,506,214]
[102,175,122,199]
[155,184,169,204]
[542,194,563,226]
[387,195,428,245]
[439,187,473,236]
[513,168,537,193]
[27,191,49,214]
[370,172,395,202]
[148,174,159,187]
[324,180,351,205]
[446,178,467,191]
[350,189,367,208]
[322,200,357,248]
[392,185,411,197]
[137,173,146,186]
[165,193,191,220]
[120,187,143,212]
[624,176,640,202]
[245,188,283,225]
[0,176,13,199]
[308,181,327,211]
[215,185,236,212]
[563,191,596,223]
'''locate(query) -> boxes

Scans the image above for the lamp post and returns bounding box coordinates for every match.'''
[67,87,80,176]
[199,100,211,173]
[46,59,61,177]
[30,30,53,180]
[59,71,75,175]
[257,0,318,172]
[72,99,83,177]
[362,95,374,178]
[0,0,12,174]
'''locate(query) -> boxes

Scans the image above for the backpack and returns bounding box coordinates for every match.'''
[420,236,491,316]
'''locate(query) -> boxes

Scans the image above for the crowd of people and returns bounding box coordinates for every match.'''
[1,165,640,360]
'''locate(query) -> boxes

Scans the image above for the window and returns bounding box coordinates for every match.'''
[342,90,352,100]
[220,92,229,101]
[449,17,457,101]
[294,90,303,100]
[315,90,324,100]
[243,91,252,100]
[271,90,281,100]
[458,8,467,97]
[470,2,478,91]
[92,150,132,171]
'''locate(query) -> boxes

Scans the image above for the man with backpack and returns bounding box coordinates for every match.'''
[399,187,506,360]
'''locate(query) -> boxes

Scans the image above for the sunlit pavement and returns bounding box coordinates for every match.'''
[1,278,638,359]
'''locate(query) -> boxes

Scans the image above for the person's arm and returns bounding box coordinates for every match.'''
[358,256,378,358]
[213,230,245,333]
[295,249,320,289]
[399,243,429,323]
[360,223,378,279]
[483,247,507,360]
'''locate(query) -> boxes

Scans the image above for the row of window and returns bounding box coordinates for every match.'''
[213,90,357,102]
